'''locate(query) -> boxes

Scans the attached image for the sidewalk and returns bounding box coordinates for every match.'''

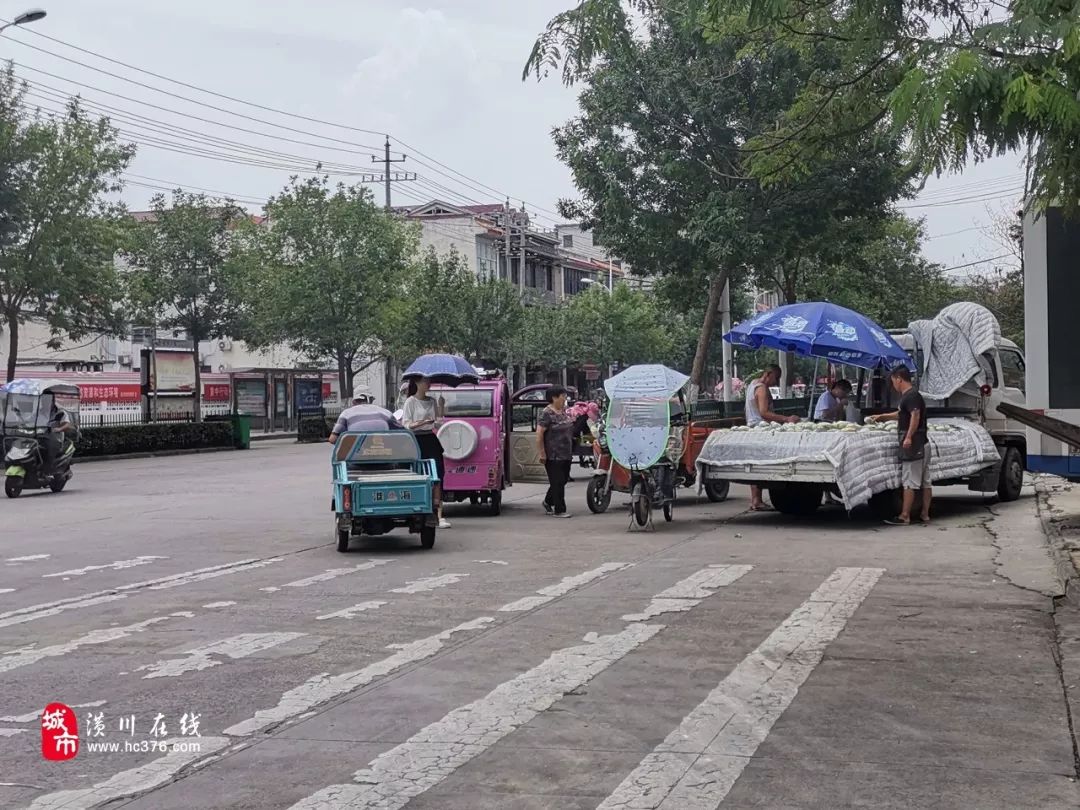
[1037,475,1080,604]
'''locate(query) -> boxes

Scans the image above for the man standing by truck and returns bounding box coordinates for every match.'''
[868,366,931,525]
[745,365,800,511]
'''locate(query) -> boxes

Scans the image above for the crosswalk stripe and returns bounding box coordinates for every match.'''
[497,562,631,611]
[596,566,884,809]
[288,564,752,810]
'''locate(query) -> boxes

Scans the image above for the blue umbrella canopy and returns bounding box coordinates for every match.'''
[401,354,480,387]
[724,302,915,371]
[0,378,81,396]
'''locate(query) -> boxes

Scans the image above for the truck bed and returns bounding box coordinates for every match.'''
[696,419,1000,508]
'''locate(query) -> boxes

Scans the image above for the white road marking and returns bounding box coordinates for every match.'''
[5,554,50,564]
[289,565,747,809]
[622,565,753,622]
[43,556,167,578]
[203,601,237,609]
[0,588,14,594]
[283,560,393,588]
[137,633,306,679]
[26,737,230,810]
[0,700,107,725]
[0,728,26,736]
[389,573,468,594]
[498,562,631,612]
[260,587,280,592]
[0,616,177,675]
[596,566,884,810]
[0,557,284,630]
[316,601,386,620]
[224,618,492,737]
[473,559,509,565]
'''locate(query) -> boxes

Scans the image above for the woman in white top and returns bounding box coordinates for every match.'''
[745,365,800,511]
[402,377,450,528]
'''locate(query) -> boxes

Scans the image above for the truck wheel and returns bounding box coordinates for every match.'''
[489,490,502,516]
[420,524,436,549]
[586,477,611,514]
[703,480,730,503]
[769,484,823,516]
[869,489,902,521]
[997,447,1024,502]
[335,527,350,553]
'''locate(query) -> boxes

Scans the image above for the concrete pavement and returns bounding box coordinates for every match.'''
[0,442,1077,809]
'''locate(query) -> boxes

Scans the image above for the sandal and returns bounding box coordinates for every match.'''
[750,504,774,512]
[884,518,911,526]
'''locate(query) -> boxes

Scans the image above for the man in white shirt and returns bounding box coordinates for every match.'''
[814,380,852,422]
[327,386,402,444]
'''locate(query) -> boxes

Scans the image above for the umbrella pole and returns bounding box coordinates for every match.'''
[807,357,820,420]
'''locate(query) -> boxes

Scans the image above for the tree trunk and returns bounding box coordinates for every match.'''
[690,270,729,389]
[336,348,348,404]
[5,315,17,383]
[192,353,202,422]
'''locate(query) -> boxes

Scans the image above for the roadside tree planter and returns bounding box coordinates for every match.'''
[76,421,234,458]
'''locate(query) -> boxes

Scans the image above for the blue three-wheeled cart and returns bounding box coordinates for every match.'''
[332,430,439,551]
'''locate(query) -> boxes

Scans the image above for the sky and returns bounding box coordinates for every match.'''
[1,0,1024,276]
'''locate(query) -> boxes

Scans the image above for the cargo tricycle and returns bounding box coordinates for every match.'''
[332,430,439,551]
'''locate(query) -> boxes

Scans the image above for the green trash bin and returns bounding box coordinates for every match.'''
[231,414,252,450]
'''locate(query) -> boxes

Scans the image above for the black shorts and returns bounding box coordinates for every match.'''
[415,432,445,482]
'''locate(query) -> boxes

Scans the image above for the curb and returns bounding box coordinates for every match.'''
[73,447,236,464]
[251,433,297,442]
[1035,477,1080,606]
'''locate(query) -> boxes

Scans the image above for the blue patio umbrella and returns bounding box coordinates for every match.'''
[723,302,915,371]
[401,353,480,387]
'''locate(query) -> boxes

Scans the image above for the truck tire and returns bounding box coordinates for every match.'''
[768,484,823,516]
[997,446,1024,502]
[336,527,350,553]
[420,524,436,549]
[703,480,730,503]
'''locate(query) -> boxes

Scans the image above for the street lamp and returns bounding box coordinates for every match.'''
[0,8,46,33]
[580,277,612,294]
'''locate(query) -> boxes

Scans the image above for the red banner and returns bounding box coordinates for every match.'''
[79,383,141,403]
[203,384,231,402]
[322,383,332,400]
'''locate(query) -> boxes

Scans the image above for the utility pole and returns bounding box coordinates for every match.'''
[367,136,417,211]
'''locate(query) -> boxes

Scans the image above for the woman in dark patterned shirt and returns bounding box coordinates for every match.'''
[536,385,575,517]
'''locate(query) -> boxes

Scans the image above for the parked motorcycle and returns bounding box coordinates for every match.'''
[1,379,80,498]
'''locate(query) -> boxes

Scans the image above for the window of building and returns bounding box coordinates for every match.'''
[1000,349,1026,392]
[562,234,573,248]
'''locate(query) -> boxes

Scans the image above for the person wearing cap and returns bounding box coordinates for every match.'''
[327,386,403,444]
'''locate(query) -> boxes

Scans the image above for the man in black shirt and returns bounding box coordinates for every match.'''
[867,365,931,525]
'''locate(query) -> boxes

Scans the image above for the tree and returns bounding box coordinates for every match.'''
[530,1,914,386]
[383,247,523,368]
[232,176,418,398]
[123,191,244,421]
[566,284,676,371]
[528,1,1080,207]
[0,65,134,381]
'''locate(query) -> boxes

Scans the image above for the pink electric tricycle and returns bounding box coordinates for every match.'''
[430,373,513,515]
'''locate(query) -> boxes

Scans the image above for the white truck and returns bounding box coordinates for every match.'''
[695,311,1028,517]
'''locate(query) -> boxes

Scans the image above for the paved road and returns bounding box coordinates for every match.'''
[1,443,1077,809]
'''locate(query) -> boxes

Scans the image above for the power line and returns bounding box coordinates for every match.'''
[942,253,1015,272]
[4,26,566,222]
[900,188,1024,209]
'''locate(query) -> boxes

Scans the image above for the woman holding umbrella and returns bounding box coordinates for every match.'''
[402,377,449,529]
[401,354,481,530]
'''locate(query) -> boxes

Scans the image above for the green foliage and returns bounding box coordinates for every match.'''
[383,247,523,367]
[76,421,233,457]
[122,190,243,420]
[529,1,917,384]
[0,63,134,381]
[230,176,418,397]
